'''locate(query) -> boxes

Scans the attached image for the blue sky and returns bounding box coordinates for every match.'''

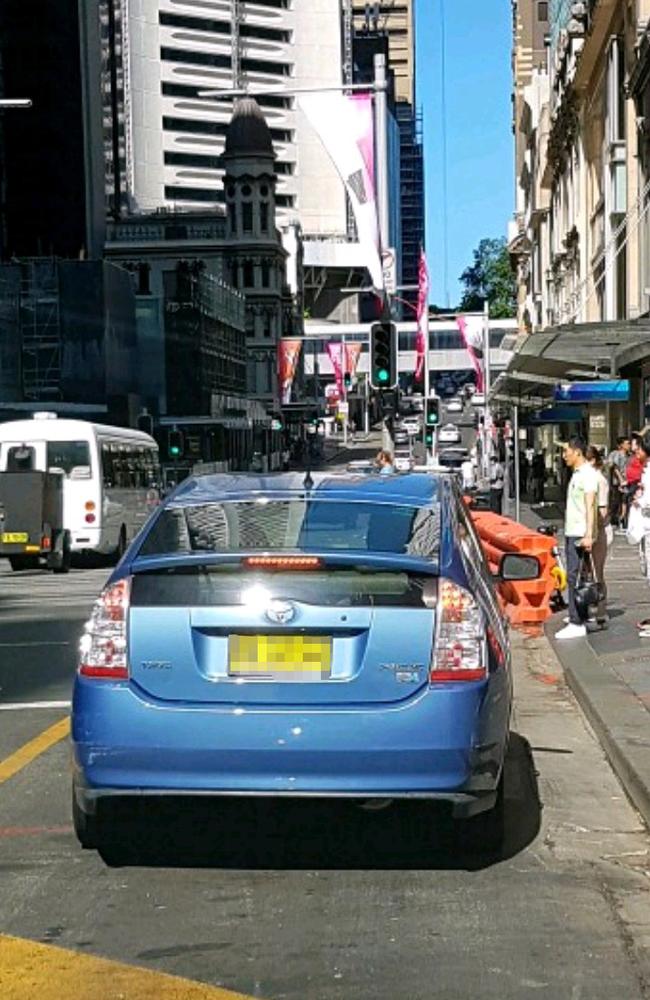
[416,0,513,307]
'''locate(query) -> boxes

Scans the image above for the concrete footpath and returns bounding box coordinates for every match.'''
[521,499,650,830]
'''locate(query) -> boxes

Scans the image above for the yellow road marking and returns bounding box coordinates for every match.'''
[0,717,69,786]
[0,935,260,1000]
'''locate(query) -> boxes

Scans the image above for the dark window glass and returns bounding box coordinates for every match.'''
[260,203,269,232]
[242,203,253,232]
[46,441,91,477]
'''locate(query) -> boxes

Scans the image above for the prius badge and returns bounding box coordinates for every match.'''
[265,599,296,625]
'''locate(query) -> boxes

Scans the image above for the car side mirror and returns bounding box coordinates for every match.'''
[496,553,541,581]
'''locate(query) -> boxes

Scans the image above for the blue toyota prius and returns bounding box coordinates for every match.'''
[71,471,538,854]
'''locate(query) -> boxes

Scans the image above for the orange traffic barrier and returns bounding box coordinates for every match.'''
[468,509,559,628]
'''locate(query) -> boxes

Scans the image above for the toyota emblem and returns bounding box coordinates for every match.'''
[265,599,296,625]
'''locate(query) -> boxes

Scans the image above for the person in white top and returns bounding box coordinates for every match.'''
[586,446,610,626]
[556,436,599,640]
[631,435,650,636]
[460,458,475,491]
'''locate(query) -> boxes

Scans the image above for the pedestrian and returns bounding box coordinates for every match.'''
[556,436,599,640]
[586,445,610,627]
[532,451,546,503]
[629,435,650,636]
[626,433,644,513]
[489,454,505,514]
[607,435,631,530]
[461,456,475,491]
[375,449,395,475]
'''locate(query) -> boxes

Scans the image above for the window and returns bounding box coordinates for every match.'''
[47,441,91,477]
[101,442,159,489]
[537,2,548,21]
[243,261,254,287]
[242,203,253,233]
[261,261,270,287]
[260,202,269,233]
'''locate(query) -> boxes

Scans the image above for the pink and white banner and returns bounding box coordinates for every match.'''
[299,92,383,292]
[346,342,363,376]
[277,339,302,405]
[415,249,429,382]
[456,315,485,392]
[327,341,345,396]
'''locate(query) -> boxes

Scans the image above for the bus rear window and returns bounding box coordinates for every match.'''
[47,441,91,477]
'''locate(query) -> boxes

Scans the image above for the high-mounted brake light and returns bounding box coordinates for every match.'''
[243,556,322,570]
[430,579,486,683]
[79,578,130,680]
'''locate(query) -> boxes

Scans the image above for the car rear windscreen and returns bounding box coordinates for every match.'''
[138,499,440,560]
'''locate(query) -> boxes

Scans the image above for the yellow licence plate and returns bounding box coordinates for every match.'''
[229,635,332,678]
[1,532,28,544]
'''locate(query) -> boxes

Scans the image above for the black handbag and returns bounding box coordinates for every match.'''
[574,552,603,617]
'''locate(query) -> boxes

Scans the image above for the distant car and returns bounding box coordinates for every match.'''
[402,417,422,436]
[471,393,486,407]
[466,384,476,396]
[393,449,413,472]
[438,423,461,445]
[71,470,540,857]
[394,426,409,446]
[446,398,463,414]
[438,447,469,470]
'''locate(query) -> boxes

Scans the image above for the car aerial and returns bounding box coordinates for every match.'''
[438,423,462,445]
[71,471,539,857]
[471,393,486,407]
[445,398,463,414]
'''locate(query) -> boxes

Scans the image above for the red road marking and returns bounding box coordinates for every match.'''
[0,824,73,838]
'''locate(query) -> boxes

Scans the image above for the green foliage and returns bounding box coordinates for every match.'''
[458,237,516,319]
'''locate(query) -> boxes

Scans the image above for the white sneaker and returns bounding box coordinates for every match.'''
[555,623,587,640]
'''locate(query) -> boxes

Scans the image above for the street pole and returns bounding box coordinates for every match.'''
[482,299,491,478]
[514,402,521,524]
[373,53,390,259]
[342,334,348,447]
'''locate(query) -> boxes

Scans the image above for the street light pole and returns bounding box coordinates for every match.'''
[482,299,491,477]
[373,53,390,259]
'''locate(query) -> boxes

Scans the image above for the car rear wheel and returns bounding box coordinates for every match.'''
[456,774,505,857]
[72,793,99,850]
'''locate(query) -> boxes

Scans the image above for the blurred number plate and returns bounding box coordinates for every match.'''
[229,635,331,679]
[1,532,28,544]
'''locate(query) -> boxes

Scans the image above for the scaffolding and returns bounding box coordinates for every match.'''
[19,259,62,401]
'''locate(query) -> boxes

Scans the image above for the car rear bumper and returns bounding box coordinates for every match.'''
[71,675,510,817]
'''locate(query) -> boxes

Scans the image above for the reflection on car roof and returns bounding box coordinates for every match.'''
[166,472,442,508]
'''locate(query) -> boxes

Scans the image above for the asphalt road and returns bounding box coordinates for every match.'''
[2,558,650,999]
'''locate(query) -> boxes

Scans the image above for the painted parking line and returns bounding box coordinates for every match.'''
[0,717,69,786]
[0,935,260,1000]
[0,701,71,712]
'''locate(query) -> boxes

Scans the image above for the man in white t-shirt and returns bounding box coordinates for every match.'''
[556,437,598,639]
[460,458,475,490]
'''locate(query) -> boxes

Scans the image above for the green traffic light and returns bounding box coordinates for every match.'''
[377,369,389,383]
[170,446,181,456]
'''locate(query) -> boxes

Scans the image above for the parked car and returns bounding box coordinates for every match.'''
[438,423,462,445]
[446,398,463,414]
[471,393,486,407]
[71,471,539,857]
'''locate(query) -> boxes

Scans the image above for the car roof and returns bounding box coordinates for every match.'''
[166,472,443,508]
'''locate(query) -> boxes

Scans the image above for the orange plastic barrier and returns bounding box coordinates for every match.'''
[469,509,559,628]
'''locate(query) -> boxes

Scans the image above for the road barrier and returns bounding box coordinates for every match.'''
[469,509,560,628]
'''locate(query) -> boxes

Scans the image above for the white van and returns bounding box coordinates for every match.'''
[0,414,160,562]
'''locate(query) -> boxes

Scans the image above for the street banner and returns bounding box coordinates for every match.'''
[277,339,302,405]
[456,315,485,392]
[327,341,345,395]
[346,342,362,376]
[415,248,429,381]
[299,92,383,292]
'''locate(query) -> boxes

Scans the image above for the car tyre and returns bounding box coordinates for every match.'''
[456,774,505,857]
[51,531,72,574]
[72,792,99,850]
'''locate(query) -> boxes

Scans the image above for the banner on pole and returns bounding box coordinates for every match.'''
[299,92,383,291]
[327,341,345,395]
[415,248,429,381]
[456,315,485,392]
[277,339,302,405]
[346,342,362,376]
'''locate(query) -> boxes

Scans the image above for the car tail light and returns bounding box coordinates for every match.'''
[79,578,130,680]
[430,579,486,683]
[85,513,96,523]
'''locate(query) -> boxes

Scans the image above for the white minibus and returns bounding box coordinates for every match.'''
[0,413,160,567]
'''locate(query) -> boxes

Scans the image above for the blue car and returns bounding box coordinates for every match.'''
[71,472,538,854]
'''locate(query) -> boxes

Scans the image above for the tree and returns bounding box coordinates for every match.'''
[458,237,516,319]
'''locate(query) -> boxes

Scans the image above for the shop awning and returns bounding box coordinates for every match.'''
[493,320,650,406]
